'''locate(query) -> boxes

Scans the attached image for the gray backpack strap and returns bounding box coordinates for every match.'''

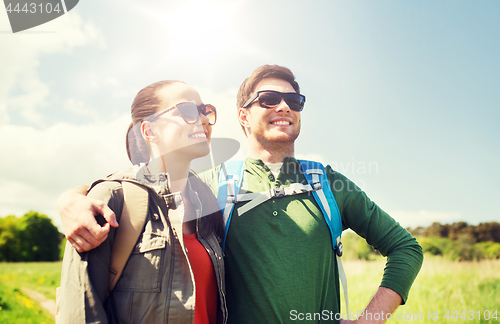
[108,181,149,292]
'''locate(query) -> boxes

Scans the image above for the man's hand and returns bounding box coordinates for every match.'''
[340,287,402,324]
[57,185,118,252]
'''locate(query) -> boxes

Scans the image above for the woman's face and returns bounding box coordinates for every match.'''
[146,82,213,160]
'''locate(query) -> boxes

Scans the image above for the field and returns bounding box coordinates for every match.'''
[0,257,499,323]
[0,262,60,324]
[342,256,500,323]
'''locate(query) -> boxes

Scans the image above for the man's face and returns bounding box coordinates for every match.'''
[239,78,301,147]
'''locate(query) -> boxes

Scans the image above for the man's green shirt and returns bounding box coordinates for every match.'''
[200,157,423,323]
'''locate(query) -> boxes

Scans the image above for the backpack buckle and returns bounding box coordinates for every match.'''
[312,182,322,191]
[227,195,237,204]
[336,241,343,257]
[271,188,285,198]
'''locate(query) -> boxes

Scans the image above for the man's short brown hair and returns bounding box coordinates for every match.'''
[236,64,300,109]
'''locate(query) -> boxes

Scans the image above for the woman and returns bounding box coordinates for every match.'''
[58,80,227,324]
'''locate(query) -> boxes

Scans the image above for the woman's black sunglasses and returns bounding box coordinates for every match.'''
[147,102,217,125]
[243,90,306,112]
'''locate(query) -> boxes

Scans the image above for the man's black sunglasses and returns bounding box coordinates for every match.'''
[242,90,306,112]
[147,101,217,125]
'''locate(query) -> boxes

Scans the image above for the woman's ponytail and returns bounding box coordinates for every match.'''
[126,122,150,165]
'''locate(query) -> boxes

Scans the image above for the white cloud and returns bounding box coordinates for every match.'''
[0,180,63,229]
[64,98,101,121]
[0,103,10,125]
[9,78,50,127]
[0,11,105,126]
[0,8,10,30]
[390,210,464,228]
[0,10,110,228]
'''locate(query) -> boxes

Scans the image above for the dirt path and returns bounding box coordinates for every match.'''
[21,287,55,317]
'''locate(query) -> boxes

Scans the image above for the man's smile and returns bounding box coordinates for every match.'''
[270,119,293,126]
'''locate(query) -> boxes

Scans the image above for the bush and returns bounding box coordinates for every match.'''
[0,216,22,261]
[0,212,62,262]
[417,236,454,256]
[419,238,443,256]
[476,242,500,260]
[416,235,500,261]
[447,234,478,261]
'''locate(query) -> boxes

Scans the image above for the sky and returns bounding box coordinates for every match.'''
[0,0,499,232]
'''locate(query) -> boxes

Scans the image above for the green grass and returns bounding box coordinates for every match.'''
[0,262,61,324]
[0,258,499,323]
[342,255,500,323]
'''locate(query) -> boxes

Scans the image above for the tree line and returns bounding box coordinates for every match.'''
[0,211,63,262]
[407,221,500,243]
[407,221,500,261]
[2,213,499,262]
[342,221,500,262]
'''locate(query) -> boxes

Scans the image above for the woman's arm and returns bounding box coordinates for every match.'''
[57,185,119,252]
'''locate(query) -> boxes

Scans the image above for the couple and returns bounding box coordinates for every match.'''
[58,65,423,324]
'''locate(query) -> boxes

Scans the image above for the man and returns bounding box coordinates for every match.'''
[59,65,423,323]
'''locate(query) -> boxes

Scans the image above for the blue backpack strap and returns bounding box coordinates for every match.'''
[298,160,343,255]
[217,160,245,251]
[299,160,350,317]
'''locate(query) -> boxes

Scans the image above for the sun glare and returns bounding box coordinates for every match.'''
[162,0,244,67]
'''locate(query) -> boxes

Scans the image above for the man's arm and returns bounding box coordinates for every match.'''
[341,287,402,323]
[326,166,423,322]
[57,185,118,252]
